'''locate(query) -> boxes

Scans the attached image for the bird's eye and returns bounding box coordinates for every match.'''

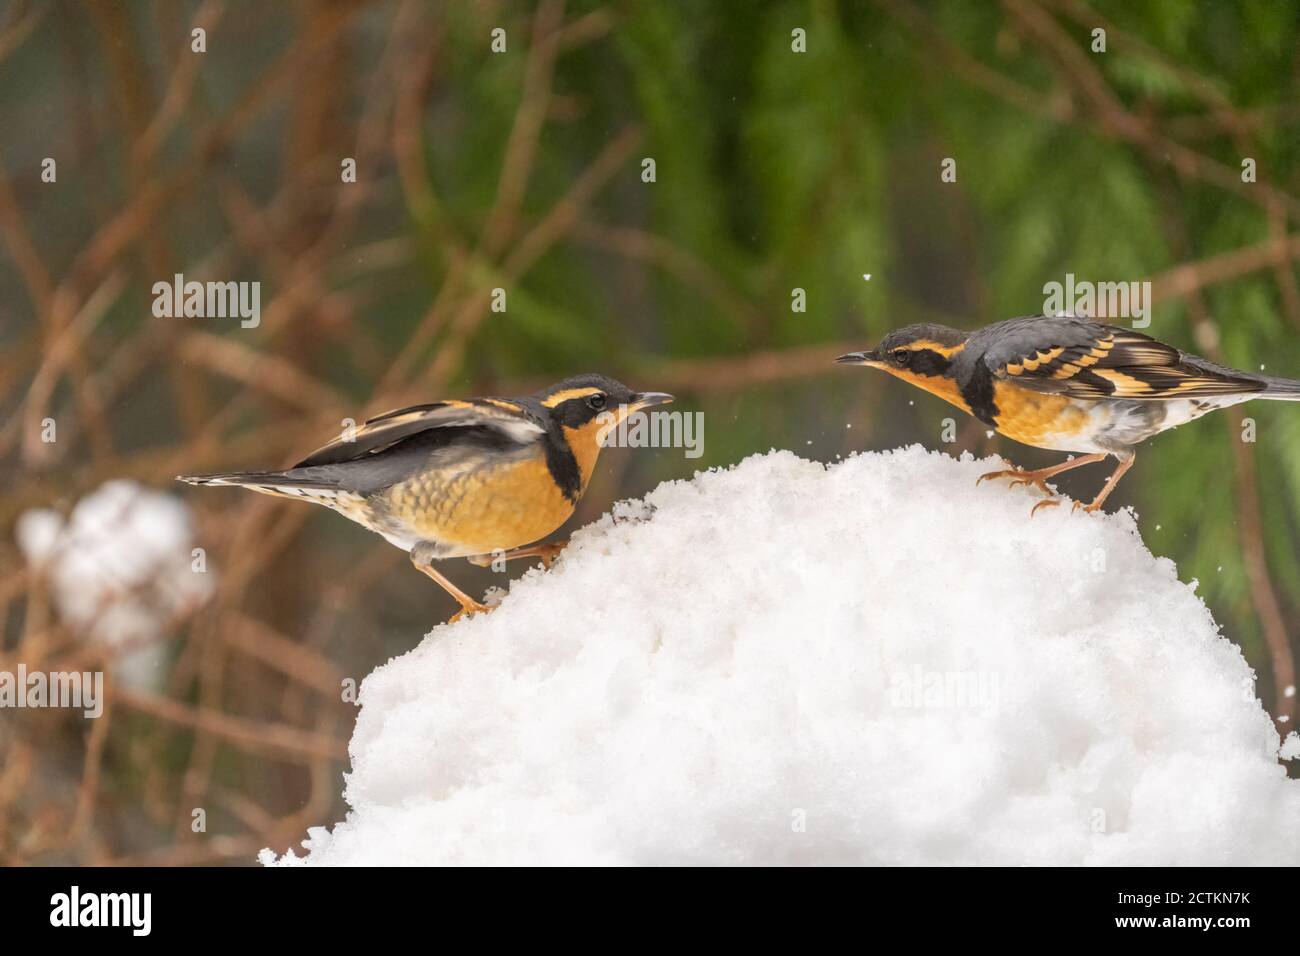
[893,349,910,365]
[586,393,607,411]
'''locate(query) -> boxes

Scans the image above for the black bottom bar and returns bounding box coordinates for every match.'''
[0,865,1286,943]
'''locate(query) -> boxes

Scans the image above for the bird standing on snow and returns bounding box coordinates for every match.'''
[178,375,673,619]
[838,314,1300,514]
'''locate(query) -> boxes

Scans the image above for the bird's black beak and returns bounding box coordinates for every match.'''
[629,391,674,410]
[835,350,876,365]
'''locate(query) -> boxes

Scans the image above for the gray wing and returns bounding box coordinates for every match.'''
[973,315,1263,400]
[293,399,545,468]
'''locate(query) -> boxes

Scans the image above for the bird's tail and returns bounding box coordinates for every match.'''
[176,471,346,502]
[1260,375,1300,401]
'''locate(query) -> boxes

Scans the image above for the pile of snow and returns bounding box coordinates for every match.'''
[16,480,213,691]
[266,447,1300,866]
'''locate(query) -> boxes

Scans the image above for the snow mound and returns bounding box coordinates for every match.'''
[16,480,213,691]
[267,446,1300,866]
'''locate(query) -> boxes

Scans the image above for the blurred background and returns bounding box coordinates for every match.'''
[2,0,1299,864]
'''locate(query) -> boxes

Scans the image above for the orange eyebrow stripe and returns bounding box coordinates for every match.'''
[904,340,966,358]
[541,387,602,408]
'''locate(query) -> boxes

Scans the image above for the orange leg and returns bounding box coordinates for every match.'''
[411,557,492,622]
[1077,453,1136,513]
[978,453,1108,497]
[1030,452,1136,516]
[466,539,568,570]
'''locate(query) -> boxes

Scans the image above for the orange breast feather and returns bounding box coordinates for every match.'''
[389,454,574,554]
[991,381,1090,448]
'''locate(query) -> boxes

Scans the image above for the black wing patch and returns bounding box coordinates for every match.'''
[294,399,544,467]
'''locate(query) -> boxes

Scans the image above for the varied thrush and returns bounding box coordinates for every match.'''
[838,314,1300,513]
[178,374,673,619]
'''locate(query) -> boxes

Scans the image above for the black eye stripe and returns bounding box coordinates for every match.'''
[906,348,952,376]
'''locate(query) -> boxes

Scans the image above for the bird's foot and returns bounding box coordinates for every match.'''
[448,599,494,624]
[977,467,1053,497]
[524,542,566,569]
[411,556,495,622]
[466,540,568,570]
[1031,495,1117,517]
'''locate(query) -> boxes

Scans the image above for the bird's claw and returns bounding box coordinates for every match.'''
[1030,497,1106,517]
[448,600,493,624]
[466,542,566,570]
[1029,498,1061,517]
[531,544,565,569]
[979,468,1052,496]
